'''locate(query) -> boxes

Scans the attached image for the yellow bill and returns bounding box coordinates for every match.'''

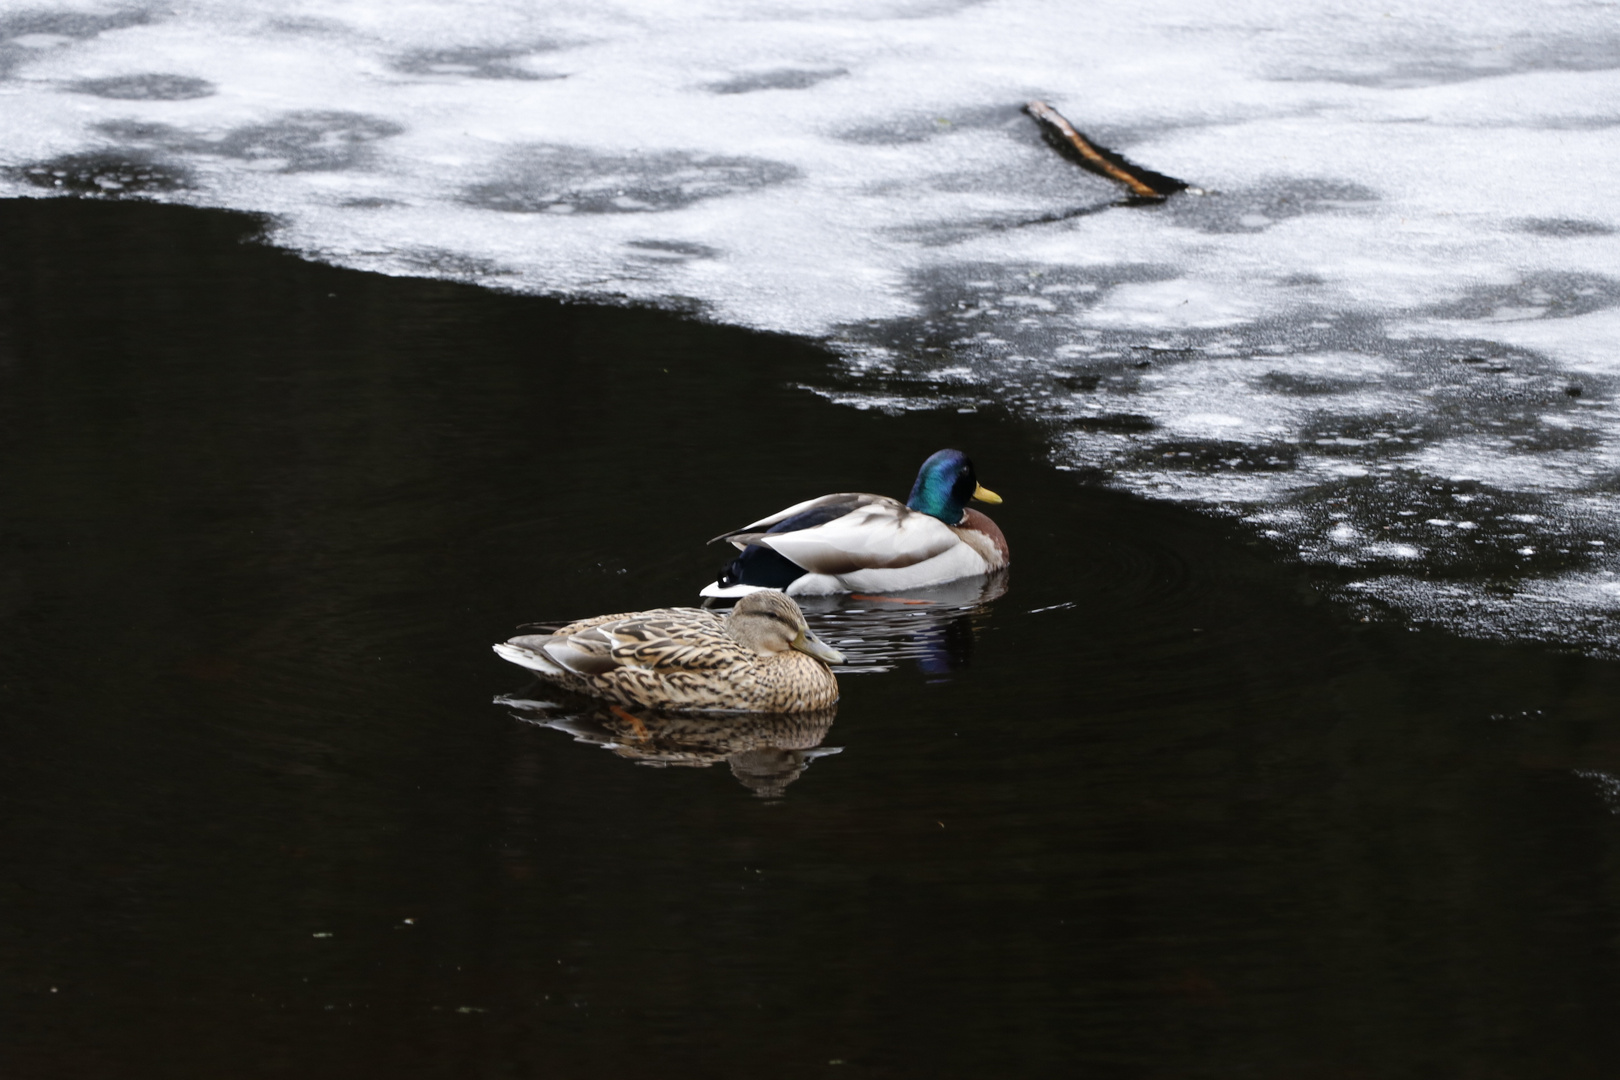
[972,483,1003,505]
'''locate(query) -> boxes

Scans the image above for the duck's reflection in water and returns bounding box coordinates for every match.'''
[795,570,1008,675]
[495,573,1005,793]
[496,695,840,798]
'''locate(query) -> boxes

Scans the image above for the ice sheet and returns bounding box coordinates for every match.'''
[3,0,1618,652]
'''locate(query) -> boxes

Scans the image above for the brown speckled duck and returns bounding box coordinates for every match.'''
[492,590,843,712]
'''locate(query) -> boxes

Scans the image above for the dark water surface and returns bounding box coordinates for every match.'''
[3,197,1620,1078]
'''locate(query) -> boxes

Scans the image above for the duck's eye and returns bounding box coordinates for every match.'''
[952,470,976,503]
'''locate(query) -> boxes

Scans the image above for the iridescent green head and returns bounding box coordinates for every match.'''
[905,449,1002,524]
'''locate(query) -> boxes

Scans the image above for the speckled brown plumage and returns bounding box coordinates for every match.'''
[493,592,841,713]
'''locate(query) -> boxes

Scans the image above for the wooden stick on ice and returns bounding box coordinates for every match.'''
[1024,100,1188,200]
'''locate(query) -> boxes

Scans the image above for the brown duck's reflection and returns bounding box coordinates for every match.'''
[496,694,841,798]
[796,570,1008,675]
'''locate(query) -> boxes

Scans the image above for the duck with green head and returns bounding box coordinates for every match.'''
[701,449,1009,599]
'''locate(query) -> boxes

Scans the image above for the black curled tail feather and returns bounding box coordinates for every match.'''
[716,543,807,590]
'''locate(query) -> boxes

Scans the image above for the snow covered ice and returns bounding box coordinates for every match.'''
[3,0,1618,652]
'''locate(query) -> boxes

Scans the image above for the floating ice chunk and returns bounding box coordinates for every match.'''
[1368,543,1423,560]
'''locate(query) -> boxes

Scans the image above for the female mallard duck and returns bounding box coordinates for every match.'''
[492,590,843,712]
[701,449,1009,599]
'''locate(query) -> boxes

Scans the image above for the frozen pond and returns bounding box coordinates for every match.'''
[3,0,1618,650]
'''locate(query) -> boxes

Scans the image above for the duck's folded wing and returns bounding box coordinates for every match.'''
[711,493,888,546]
[746,504,959,575]
[551,611,730,675]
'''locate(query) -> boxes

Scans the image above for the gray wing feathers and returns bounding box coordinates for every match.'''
[710,493,886,546]
[544,636,620,676]
[745,503,957,574]
[538,611,734,677]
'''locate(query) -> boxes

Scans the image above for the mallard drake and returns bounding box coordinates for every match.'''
[492,590,843,712]
[701,449,1009,599]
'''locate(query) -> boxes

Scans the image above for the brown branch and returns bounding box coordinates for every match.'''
[1024,100,1188,200]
